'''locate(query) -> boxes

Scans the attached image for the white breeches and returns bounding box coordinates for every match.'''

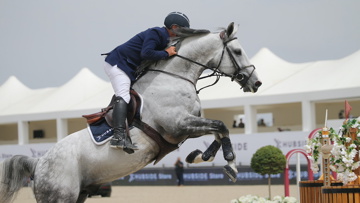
[104,62,131,103]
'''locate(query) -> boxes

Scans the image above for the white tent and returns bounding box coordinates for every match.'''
[0,48,359,133]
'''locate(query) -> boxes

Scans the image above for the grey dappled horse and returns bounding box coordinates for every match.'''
[0,22,262,203]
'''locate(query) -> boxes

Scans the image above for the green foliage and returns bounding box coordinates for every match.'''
[250,145,286,175]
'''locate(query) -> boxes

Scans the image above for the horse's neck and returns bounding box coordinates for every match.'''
[162,34,221,82]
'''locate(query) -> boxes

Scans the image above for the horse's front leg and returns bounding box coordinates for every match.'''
[179,117,237,182]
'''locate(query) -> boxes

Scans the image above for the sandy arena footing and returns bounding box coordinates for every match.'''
[13,185,299,203]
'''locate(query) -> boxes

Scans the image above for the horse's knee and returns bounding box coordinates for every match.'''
[212,120,229,135]
[221,137,235,161]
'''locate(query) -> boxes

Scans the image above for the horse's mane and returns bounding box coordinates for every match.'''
[171,27,210,41]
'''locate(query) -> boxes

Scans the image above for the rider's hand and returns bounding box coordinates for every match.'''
[165,46,177,56]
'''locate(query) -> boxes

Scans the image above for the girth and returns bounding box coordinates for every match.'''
[131,119,178,164]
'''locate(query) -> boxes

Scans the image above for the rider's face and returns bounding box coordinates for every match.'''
[168,25,179,37]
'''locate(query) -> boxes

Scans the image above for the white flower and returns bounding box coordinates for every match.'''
[273,196,282,201]
[337,165,345,173]
[329,165,337,171]
[351,161,360,170]
[310,164,319,173]
[304,144,312,153]
[307,155,314,162]
[232,195,298,203]
[346,137,352,143]
[283,196,298,203]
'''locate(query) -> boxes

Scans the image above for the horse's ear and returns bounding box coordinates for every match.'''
[220,30,226,39]
[226,22,238,38]
[226,22,234,37]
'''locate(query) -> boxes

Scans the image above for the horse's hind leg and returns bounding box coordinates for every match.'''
[34,180,80,203]
[76,193,88,203]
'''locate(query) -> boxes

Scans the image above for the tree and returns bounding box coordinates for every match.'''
[250,145,286,199]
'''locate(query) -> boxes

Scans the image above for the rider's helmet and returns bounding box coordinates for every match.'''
[164,11,190,29]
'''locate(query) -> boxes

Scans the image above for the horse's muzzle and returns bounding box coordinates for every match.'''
[243,80,262,93]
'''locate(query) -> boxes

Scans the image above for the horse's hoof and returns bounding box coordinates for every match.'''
[186,149,202,163]
[123,148,135,154]
[223,165,237,183]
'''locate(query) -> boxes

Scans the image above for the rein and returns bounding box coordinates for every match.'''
[144,37,256,94]
[147,68,196,88]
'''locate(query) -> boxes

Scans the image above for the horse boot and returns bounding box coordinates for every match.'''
[110,96,138,154]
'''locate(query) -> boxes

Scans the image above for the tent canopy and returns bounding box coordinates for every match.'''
[1,48,359,119]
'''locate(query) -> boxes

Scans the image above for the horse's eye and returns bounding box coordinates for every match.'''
[234,49,242,55]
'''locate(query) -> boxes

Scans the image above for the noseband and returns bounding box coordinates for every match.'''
[146,36,256,94]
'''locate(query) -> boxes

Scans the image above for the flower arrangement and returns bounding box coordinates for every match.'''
[230,195,297,203]
[329,117,360,184]
[305,117,360,185]
[305,127,337,173]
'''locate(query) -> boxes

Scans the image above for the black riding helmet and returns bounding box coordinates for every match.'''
[164,11,190,29]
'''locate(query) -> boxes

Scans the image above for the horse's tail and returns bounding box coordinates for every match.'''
[0,155,38,203]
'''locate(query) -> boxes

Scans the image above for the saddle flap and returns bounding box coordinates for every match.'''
[83,90,143,126]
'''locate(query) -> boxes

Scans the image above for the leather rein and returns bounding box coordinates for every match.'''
[147,37,256,94]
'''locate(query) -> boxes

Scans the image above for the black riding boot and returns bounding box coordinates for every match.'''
[110,96,138,153]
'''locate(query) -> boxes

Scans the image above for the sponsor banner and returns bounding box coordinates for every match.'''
[0,143,54,162]
[113,165,319,186]
[0,131,309,167]
[153,131,308,167]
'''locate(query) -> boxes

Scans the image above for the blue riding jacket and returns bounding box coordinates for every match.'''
[105,27,170,82]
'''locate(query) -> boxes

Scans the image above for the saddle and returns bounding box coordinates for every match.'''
[82,90,178,164]
[83,90,142,127]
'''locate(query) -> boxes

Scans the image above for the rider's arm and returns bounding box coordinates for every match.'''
[141,29,172,60]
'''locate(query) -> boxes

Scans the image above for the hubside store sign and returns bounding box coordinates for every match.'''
[112,166,317,185]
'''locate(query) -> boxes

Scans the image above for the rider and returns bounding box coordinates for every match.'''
[103,11,190,153]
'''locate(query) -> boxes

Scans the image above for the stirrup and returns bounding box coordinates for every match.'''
[110,134,138,154]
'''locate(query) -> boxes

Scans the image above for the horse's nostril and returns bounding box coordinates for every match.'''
[255,81,262,87]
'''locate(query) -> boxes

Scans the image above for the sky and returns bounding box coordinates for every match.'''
[0,0,359,89]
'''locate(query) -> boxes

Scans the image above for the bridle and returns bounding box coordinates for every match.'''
[147,36,256,94]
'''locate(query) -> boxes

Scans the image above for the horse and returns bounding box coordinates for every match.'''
[0,22,262,203]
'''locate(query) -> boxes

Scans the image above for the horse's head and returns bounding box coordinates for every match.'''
[149,23,261,93]
[215,22,262,93]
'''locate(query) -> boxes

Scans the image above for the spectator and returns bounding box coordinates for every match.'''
[174,157,184,186]
[238,119,245,128]
[338,110,344,119]
[258,118,266,126]
[232,120,237,128]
